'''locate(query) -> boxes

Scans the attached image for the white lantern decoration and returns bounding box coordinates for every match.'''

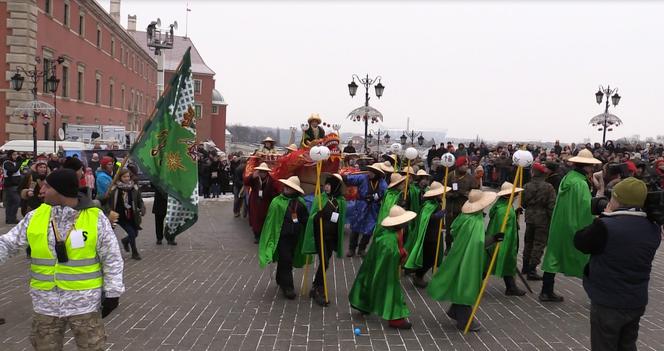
[310,146,322,161]
[390,143,402,154]
[441,152,456,168]
[512,149,534,167]
[404,147,418,160]
[318,146,331,161]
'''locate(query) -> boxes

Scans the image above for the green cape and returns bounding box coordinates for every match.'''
[541,170,592,277]
[486,197,518,277]
[406,184,421,235]
[404,199,440,270]
[302,193,346,258]
[348,228,410,320]
[427,212,486,305]
[258,194,311,268]
[374,188,402,237]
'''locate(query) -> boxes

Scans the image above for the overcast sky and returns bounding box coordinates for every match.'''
[99,0,664,143]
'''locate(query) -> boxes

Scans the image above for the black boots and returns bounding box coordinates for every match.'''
[281,286,296,300]
[309,287,329,307]
[504,276,526,296]
[448,304,480,332]
[539,272,564,302]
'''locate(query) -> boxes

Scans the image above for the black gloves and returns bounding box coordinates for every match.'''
[494,232,505,242]
[101,297,119,318]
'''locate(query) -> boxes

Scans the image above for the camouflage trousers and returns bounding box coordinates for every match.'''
[522,223,549,269]
[30,312,106,351]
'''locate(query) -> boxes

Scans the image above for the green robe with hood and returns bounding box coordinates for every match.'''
[302,192,346,257]
[541,170,592,278]
[486,197,518,277]
[258,194,311,269]
[427,212,486,306]
[404,198,440,269]
[348,226,410,320]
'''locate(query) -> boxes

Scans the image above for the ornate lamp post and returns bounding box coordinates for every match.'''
[368,128,391,154]
[10,56,64,156]
[592,85,622,145]
[347,74,384,152]
[400,129,424,147]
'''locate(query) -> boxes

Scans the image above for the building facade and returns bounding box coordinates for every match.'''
[1,0,158,145]
[130,26,227,150]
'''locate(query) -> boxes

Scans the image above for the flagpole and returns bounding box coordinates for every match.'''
[463,166,523,334]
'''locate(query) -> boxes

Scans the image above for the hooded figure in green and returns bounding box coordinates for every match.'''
[302,173,346,306]
[540,149,600,302]
[373,173,407,238]
[404,181,448,289]
[258,176,311,300]
[427,189,500,332]
[485,182,527,296]
[400,167,422,238]
[349,205,416,330]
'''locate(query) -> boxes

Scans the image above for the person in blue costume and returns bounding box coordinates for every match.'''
[344,162,387,257]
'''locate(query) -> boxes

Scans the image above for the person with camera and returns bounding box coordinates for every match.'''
[574,177,661,351]
[0,169,124,350]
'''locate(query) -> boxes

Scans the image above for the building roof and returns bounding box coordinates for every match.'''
[212,89,227,105]
[130,31,215,75]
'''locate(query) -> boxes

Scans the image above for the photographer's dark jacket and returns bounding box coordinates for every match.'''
[574,209,661,309]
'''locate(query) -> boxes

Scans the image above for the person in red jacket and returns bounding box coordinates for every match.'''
[244,162,278,243]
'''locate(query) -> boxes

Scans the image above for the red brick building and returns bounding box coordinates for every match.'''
[130,26,227,150]
[1,0,157,144]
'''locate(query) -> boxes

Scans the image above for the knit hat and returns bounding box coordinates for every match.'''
[100,156,114,167]
[532,162,550,176]
[612,177,647,208]
[63,157,83,171]
[455,156,467,167]
[45,169,79,198]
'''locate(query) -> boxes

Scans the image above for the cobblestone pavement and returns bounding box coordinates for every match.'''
[0,200,663,350]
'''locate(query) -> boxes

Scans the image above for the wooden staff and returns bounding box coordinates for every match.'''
[464,166,523,334]
[402,159,412,200]
[316,161,330,304]
[433,165,450,273]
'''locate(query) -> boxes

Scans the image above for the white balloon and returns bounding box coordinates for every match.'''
[441,152,456,168]
[318,146,331,160]
[405,147,418,160]
[309,146,322,161]
[390,143,402,153]
[512,150,534,167]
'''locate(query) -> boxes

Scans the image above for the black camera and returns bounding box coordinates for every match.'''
[644,191,664,226]
[591,197,610,216]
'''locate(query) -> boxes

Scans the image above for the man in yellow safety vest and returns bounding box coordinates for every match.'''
[0,168,124,350]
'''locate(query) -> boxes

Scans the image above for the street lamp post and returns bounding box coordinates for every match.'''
[10,56,64,156]
[594,85,621,145]
[348,74,384,152]
[400,129,424,147]
[368,128,390,154]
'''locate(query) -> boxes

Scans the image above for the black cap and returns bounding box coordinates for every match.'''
[45,169,79,198]
[63,157,83,171]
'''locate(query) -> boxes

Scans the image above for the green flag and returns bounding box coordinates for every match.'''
[130,47,198,238]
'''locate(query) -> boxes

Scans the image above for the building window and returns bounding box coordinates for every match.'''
[96,27,101,48]
[194,104,202,118]
[45,0,51,15]
[211,105,219,114]
[109,82,114,107]
[42,58,52,93]
[121,86,125,110]
[78,13,84,36]
[110,37,115,57]
[63,2,70,26]
[193,79,202,94]
[61,66,69,98]
[95,77,101,104]
[77,71,84,100]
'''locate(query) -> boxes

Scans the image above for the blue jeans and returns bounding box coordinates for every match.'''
[118,219,139,253]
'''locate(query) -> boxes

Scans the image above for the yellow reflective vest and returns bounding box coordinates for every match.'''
[27,204,103,291]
